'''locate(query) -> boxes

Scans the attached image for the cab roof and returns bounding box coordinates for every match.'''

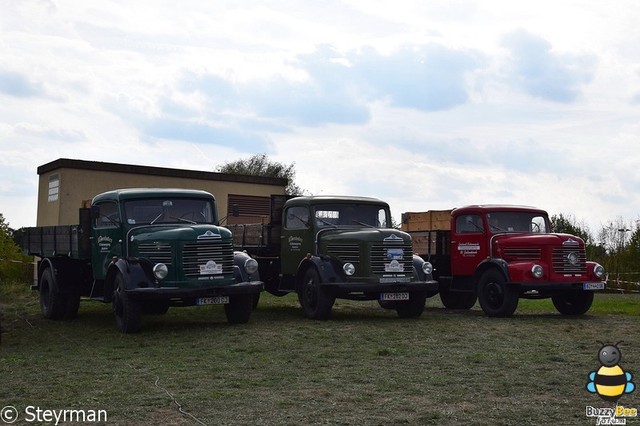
[285,195,389,207]
[453,204,547,216]
[92,188,215,204]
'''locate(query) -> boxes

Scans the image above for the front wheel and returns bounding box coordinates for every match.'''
[224,294,253,324]
[477,270,518,317]
[552,291,594,315]
[395,293,427,318]
[112,273,142,333]
[298,268,335,320]
[439,283,477,310]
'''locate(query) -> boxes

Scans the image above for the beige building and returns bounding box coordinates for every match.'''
[36,158,287,226]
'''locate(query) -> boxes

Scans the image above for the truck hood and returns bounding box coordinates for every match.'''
[493,232,585,248]
[318,227,411,244]
[128,224,232,243]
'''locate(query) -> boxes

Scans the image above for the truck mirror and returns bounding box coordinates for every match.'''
[91,205,100,220]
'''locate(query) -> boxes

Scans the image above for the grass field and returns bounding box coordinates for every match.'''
[2,281,640,425]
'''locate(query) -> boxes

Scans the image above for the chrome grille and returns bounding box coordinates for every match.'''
[136,243,173,265]
[327,243,361,267]
[552,247,587,275]
[371,243,414,274]
[183,240,234,277]
[503,247,541,261]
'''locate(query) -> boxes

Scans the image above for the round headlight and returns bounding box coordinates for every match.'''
[244,258,259,275]
[343,263,355,276]
[531,264,544,279]
[422,261,433,275]
[593,263,605,279]
[153,263,169,280]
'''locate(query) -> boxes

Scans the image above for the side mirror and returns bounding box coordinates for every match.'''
[91,205,100,220]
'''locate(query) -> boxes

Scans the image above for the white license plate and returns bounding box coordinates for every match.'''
[380,292,409,301]
[197,296,229,305]
[583,282,605,290]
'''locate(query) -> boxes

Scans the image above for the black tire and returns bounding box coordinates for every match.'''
[439,284,477,310]
[395,292,427,318]
[39,268,67,320]
[64,294,81,320]
[252,292,261,310]
[112,273,142,333]
[298,268,335,320]
[552,291,594,315]
[224,294,253,324]
[478,270,518,317]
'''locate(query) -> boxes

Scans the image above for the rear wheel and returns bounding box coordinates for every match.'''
[439,284,477,310]
[224,294,253,324]
[478,270,518,317]
[112,273,141,333]
[552,291,594,315]
[298,268,335,320]
[40,267,78,320]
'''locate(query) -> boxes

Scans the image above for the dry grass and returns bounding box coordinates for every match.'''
[1,283,639,425]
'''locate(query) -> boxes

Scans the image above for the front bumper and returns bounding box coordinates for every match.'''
[515,280,606,292]
[320,279,439,298]
[126,280,264,299]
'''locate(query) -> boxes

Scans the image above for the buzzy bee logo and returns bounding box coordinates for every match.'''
[585,342,638,425]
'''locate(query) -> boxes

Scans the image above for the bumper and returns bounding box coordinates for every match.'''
[126,281,264,299]
[516,281,606,292]
[320,279,439,297]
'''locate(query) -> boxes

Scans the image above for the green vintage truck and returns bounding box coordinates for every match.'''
[228,195,438,319]
[20,188,263,333]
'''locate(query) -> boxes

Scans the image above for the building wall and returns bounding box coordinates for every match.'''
[36,159,287,226]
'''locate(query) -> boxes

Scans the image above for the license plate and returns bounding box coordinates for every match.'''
[380,292,409,301]
[583,282,605,290]
[197,296,229,305]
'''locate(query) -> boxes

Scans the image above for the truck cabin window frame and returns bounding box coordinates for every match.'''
[123,198,215,225]
[456,214,484,234]
[313,204,391,228]
[94,201,120,228]
[285,206,310,230]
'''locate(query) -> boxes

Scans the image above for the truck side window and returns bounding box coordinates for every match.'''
[456,215,483,233]
[285,206,309,229]
[94,202,119,228]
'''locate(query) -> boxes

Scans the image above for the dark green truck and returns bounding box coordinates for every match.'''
[20,188,263,333]
[228,195,438,319]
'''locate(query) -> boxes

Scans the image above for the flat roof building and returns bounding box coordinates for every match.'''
[36,158,287,226]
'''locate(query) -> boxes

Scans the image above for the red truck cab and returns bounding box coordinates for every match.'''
[403,205,606,317]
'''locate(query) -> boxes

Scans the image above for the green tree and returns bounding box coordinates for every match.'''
[216,153,306,196]
[0,214,31,283]
[550,213,602,260]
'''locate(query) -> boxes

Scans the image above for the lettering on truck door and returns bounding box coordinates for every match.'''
[450,214,488,277]
[280,205,313,277]
[91,201,123,280]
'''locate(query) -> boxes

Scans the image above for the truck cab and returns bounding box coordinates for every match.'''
[403,205,606,317]
[230,195,438,320]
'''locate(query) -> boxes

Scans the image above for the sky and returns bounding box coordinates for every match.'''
[1,0,639,238]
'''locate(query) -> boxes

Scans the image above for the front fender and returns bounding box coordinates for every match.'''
[476,258,510,283]
[412,254,432,281]
[104,258,154,302]
[295,256,342,290]
[233,251,260,283]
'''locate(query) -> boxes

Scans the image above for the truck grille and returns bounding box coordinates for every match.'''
[183,240,234,278]
[371,243,414,274]
[327,243,361,267]
[552,248,587,275]
[136,243,173,265]
[503,247,541,261]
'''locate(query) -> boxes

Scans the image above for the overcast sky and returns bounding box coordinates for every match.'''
[1,0,639,236]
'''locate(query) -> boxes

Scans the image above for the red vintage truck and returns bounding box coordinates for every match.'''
[401,205,606,317]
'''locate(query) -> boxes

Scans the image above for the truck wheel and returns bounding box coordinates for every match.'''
[439,284,477,310]
[112,273,141,333]
[299,268,335,320]
[64,294,81,320]
[39,268,66,320]
[552,291,594,315]
[395,293,427,318]
[478,270,518,317]
[224,294,253,324]
[140,301,170,315]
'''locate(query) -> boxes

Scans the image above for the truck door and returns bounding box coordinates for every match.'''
[450,214,488,278]
[280,205,313,280]
[91,201,123,280]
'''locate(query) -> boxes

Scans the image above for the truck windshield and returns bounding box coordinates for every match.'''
[124,198,215,225]
[314,204,390,228]
[486,212,548,234]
